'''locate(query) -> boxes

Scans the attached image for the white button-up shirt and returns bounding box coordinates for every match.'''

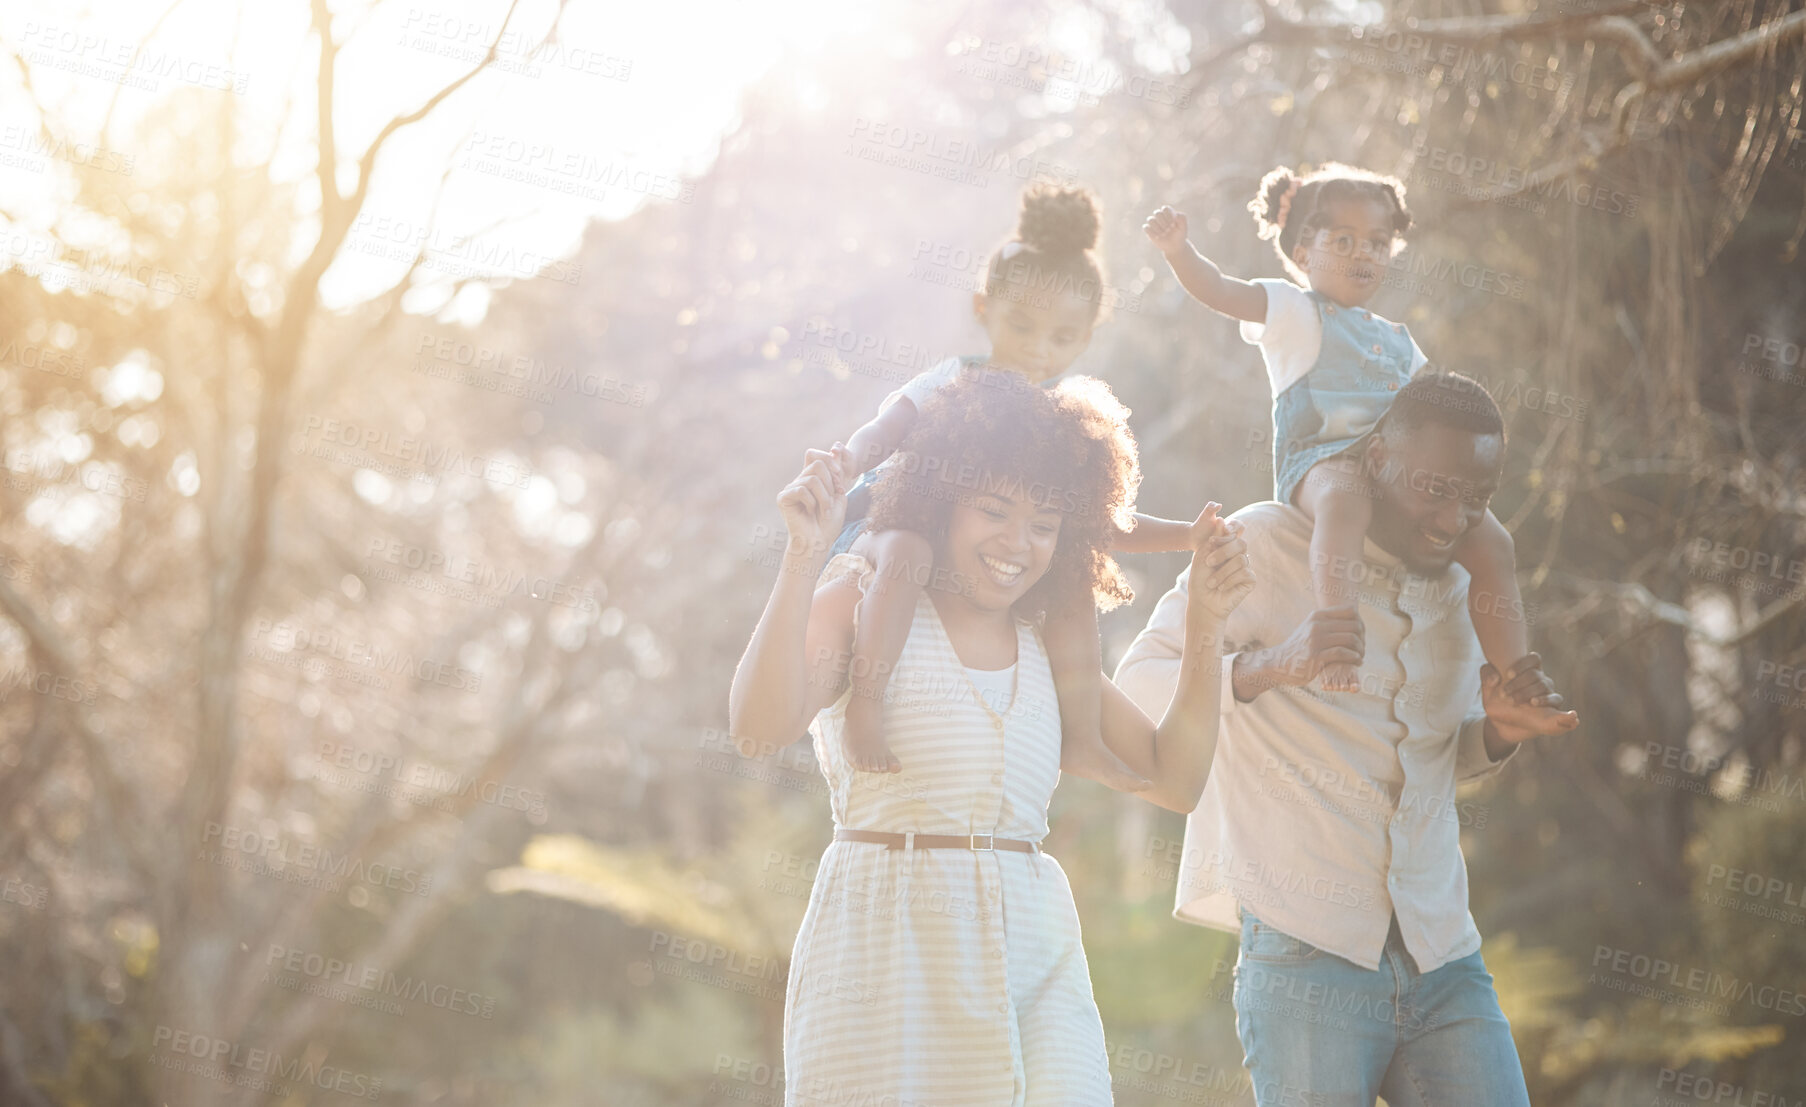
[1114,502,1516,972]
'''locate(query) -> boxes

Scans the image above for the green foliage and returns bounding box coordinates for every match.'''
[501,992,765,1106]
[491,787,822,961]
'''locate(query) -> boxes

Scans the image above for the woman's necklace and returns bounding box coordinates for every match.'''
[931,591,1020,736]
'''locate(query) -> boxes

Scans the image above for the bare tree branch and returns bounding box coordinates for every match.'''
[312,0,340,213]
[99,0,193,140]
[0,1005,53,1107]
[1189,4,1806,211]
[1610,7,1806,140]
[1560,573,1806,648]
[1186,3,1655,91]
[0,574,77,675]
[0,571,158,885]
[173,0,571,939]
[288,0,551,345]
[295,160,518,414]
[1457,9,1806,204]
[224,480,638,1050]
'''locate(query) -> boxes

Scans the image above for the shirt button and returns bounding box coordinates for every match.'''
[1326,305,1336,314]
[1372,343,1382,353]
[998,1001,1009,1014]
[991,948,1004,959]
[991,772,1003,785]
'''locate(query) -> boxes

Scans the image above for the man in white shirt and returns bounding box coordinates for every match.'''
[1115,371,1578,1106]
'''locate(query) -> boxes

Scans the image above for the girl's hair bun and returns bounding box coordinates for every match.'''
[1017,185,1101,257]
[1250,166,1298,241]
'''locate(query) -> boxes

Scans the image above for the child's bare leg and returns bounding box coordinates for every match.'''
[842,528,928,773]
[1455,511,1568,723]
[1045,601,1150,793]
[1294,458,1374,692]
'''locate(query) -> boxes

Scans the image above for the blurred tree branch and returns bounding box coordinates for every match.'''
[178,0,562,924]
[1188,2,1806,206]
[1187,1,1655,87]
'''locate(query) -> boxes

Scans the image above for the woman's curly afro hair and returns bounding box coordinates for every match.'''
[865,369,1139,622]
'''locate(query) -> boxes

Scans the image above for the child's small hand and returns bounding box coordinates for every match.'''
[1187,522,1255,623]
[1187,501,1234,547]
[825,441,855,488]
[1144,206,1190,257]
[1480,652,1579,744]
[776,442,852,556]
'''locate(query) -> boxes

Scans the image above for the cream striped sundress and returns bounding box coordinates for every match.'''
[784,554,1114,1105]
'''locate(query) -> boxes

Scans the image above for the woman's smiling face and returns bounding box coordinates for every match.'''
[941,487,1063,611]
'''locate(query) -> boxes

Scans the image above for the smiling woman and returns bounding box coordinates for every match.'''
[725,372,1254,1105]
[863,371,1138,626]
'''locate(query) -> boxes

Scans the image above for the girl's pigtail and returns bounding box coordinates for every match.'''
[1379,181,1413,238]
[1250,167,1289,228]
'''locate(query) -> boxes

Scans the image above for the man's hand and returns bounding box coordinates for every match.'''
[1480,652,1579,749]
[1231,604,1365,702]
[1143,206,1191,257]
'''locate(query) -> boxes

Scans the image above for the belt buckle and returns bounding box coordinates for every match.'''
[969,834,994,852]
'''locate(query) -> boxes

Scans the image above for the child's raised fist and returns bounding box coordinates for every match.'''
[1143,206,1190,256]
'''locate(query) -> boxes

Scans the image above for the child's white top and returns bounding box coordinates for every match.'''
[881,356,1075,416]
[1240,278,1428,396]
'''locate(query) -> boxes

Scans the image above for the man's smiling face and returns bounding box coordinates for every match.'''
[1365,424,1504,574]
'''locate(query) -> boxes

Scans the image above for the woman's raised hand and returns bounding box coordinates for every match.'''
[776,442,854,562]
[1187,503,1254,622]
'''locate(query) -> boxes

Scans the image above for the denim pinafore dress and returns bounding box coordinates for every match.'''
[1271,292,1421,506]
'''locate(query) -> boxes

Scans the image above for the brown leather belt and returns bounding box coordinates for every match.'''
[834,828,1041,854]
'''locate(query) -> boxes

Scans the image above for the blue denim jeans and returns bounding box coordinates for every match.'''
[1232,909,1531,1107]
